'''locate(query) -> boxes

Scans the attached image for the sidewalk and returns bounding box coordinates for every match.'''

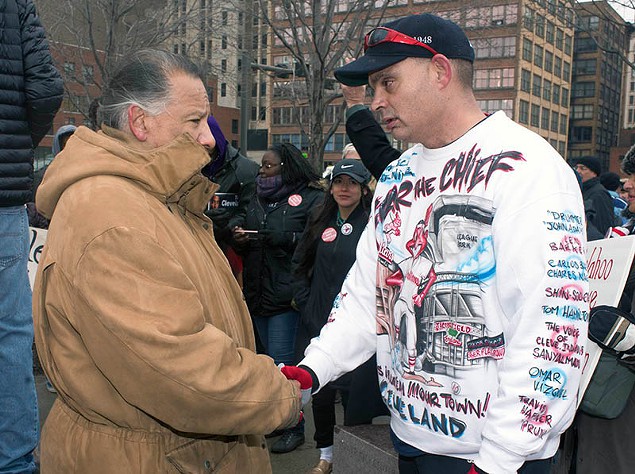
[34,373,336,473]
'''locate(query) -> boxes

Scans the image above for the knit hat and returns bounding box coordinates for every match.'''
[335,13,474,86]
[600,172,623,192]
[202,116,228,179]
[574,156,602,177]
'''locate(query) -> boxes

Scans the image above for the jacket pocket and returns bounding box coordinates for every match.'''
[165,438,238,473]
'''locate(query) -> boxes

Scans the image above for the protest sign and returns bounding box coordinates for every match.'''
[578,235,635,400]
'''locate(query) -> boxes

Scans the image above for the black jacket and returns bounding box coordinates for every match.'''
[242,184,324,317]
[345,106,401,180]
[205,143,259,246]
[292,204,370,337]
[583,177,618,237]
[0,0,64,207]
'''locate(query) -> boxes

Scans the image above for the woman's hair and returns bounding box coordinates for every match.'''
[294,179,372,279]
[98,49,204,130]
[270,143,320,185]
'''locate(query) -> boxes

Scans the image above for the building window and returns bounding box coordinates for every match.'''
[535,14,545,38]
[544,51,553,73]
[556,28,564,50]
[532,74,541,97]
[573,58,597,75]
[220,83,226,97]
[523,7,534,30]
[543,79,552,101]
[474,68,514,89]
[551,111,559,132]
[574,37,598,53]
[476,99,514,118]
[560,114,567,134]
[534,45,543,68]
[473,37,516,59]
[554,56,562,78]
[564,34,572,55]
[553,84,561,104]
[546,21,555,44]
[572,82,595,98]
[570,126,592,143]
[522,37,532,62]
[519,100,529,124]
[562,88,569,107]
[563,61,570,81]
[521,69,531,92]
[232,119,239,134]
[222,11,228,26]
[221,60,227,73]
[82,65,94,84]
[531,104,540,127]
[222,36,227,49]
[541,107,550,129]
[64,62,75,78]
[572,104,594,119]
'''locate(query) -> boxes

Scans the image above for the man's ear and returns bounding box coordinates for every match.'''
[128,105,148,142]
[430,55,452,89]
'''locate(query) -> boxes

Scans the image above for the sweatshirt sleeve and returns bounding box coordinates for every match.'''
[68,227,301,436]
[474,169,589,472]
[299,217,379,389]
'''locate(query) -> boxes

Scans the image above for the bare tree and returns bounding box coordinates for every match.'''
[39,0,203,119]
[255,0,395,170]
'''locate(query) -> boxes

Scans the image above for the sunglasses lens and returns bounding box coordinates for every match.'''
[368,28,389,47]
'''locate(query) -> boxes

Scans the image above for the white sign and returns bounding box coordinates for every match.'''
[28,227,47,290]
[578,235,635,401]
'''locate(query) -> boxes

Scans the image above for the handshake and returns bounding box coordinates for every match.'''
[279,364,313,406]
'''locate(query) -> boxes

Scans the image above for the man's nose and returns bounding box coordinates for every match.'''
[370,90,384,112]
[198,122,216,148]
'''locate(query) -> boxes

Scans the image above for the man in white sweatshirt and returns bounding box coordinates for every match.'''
[281,13,589,474]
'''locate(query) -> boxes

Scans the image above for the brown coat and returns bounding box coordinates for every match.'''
[33,126,300,473]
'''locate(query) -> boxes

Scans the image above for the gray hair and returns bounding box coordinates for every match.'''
[341,143,357,159]
[98,49,204,130]
[622,143,635,176]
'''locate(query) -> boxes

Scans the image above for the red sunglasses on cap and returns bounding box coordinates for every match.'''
[364,26,439,56]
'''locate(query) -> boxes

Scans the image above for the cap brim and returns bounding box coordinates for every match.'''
[331,171,367,183]
[335,54,410,86]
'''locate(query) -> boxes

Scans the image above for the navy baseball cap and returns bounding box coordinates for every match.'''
[335,13,475,87]
[331,159,371,184]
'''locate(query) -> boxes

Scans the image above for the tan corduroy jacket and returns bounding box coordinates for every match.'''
[33,126,300,473]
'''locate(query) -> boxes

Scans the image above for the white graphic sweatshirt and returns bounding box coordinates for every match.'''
[301,112,589,473]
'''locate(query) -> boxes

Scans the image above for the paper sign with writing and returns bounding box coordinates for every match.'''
[578,235,635,401]
[28,227,48,290]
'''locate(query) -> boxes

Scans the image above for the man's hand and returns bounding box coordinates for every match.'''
[341,83,366,108]
[279,364,312,406]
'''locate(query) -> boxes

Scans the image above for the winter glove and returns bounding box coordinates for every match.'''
[279,364,312,407]
[589,305,635,358]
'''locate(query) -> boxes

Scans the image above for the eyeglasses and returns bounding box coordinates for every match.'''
[260,162,283,169]
[364,27,439,56]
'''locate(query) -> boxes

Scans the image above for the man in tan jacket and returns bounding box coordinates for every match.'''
[33,50,301,473]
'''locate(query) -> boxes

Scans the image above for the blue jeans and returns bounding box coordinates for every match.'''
[253,310,299,366]
[0,206,38,473]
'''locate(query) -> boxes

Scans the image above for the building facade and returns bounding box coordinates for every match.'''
[568,0,628,171]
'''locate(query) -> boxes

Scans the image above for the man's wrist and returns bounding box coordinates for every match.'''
[345,104,367,121]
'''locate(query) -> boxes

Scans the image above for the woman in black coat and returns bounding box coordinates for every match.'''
[234,143,323,453]
[293,158,388,474]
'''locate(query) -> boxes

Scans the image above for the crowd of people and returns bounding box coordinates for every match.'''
[3,2,635,474]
